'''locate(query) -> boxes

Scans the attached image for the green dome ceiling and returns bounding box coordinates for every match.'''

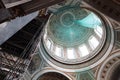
[47,6,102,47]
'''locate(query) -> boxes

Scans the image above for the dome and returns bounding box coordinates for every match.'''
[42,6,106,64]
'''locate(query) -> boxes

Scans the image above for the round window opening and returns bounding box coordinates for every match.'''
[42,6,106,64]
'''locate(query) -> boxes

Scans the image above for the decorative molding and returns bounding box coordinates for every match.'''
[97,52,120,80]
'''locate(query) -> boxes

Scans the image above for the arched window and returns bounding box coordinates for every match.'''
[94,26,103,38]
[79,44,89,57]
[54,46,62,57]
[89,36,99,50]
[67,48,76,59]
[46,39,52,49]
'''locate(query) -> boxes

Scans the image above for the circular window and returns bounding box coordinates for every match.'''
[42,6,106,64]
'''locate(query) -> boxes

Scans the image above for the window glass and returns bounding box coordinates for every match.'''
[55,46,62,57]
[67,49,76,59]
[79,45,89,57]
[89,36,99,50]
[95,26,103,38]
[46,39,52,49]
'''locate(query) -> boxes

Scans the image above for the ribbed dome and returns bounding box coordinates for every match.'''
[43,6,106,64]
[48,6,101,47]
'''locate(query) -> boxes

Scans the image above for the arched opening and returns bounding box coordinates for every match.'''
[110,64,120,80]
[38,72,70,80]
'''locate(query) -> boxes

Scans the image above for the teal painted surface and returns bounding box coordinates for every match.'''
[76,70,95,80]
[48,6,102,47]
[75,13,101,28]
